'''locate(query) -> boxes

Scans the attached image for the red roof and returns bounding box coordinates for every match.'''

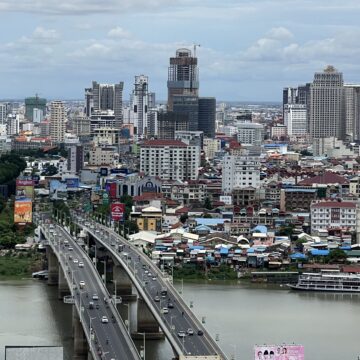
[311,201,356,209]
[133,192,163,202]
[299,171,348,186]
[141,139,187,147]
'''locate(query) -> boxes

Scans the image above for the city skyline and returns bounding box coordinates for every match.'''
[1,0,360,100]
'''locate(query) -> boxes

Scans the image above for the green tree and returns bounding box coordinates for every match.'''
[203,197,213,210]
[327,248,347,263]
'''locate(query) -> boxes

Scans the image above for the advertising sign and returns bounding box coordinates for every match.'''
[102,192,109,205]
[100,168,108,177]
[106,182,117,199]
[14,199,32,224]
[111,202,125,222]
[66,178,79,189]
[16,180,34,199]
[254,345,304,360]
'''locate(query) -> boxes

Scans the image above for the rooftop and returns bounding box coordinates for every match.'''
[141,139,187,147]
[299,171,348,186]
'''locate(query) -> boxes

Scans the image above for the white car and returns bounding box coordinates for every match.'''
[177,331,186,338]
[73,259,79,264]
[162,307,169,314]
[79,281,85,288]
[187,328,194,335]
[68,247,73,251]
[101,316,109,323]
[92,294,99,300]
[78,262,84,268]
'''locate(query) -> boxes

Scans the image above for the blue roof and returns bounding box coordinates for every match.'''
[284,188,317,193]
[340,246,351,251]
[310,249,329,256]
[290,253,308,259]
[195,224,212,231]
[195,218,226,226]
[220,247,229,255]
[189,246,205,250]
[252,225,267,234]
[247,248,255,253]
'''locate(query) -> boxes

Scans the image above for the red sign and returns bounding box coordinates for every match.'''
[16,180,34,186]
[109,183,117,199]
[111,203,125,222]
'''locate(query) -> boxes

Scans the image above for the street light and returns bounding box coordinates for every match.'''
[137,332,146,360]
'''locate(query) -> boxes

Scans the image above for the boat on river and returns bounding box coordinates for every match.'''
[289,270,360,293]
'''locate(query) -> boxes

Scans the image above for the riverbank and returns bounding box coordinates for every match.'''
[174,264,238,280]
[0,251,44,280]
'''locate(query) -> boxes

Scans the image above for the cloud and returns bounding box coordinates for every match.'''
[267,27,293,41]
[108,27,131,39]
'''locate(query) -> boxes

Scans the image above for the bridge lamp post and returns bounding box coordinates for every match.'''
[137,332,146,360]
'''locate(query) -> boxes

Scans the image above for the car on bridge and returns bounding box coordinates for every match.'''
[177,331,186,338]
[92,294,99,300]
[101,316,109,323]
[154,296,160,302]
[78,262,84,268]
[79,281,85,289]
[162,307,169,314]
[187,328,194,335]
[73,259,78,264]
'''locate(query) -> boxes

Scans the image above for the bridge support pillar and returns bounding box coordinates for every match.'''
[137,297,160,334]
[58,266,70,300]
[113,265,133,298]
[73,306,88,360]
[46,246,59,286]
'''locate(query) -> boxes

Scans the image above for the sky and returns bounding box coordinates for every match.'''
[1,0,360,101]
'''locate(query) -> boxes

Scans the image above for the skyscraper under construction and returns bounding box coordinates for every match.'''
[167,48,199,111]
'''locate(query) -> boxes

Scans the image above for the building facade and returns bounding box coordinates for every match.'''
[310,66,344,139]
[222,155,260,193]
[50,101,66,143]
[284,104,307,136]
[67,145,84,174]
[198,97,216,138]
[140,139,200,181]
[25,96,46,122]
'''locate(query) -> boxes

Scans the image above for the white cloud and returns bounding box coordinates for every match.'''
[108,27,131,39]
[267,27,293,41]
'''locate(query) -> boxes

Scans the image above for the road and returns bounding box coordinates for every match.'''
[74,215,225,360]
[41,222,141,360]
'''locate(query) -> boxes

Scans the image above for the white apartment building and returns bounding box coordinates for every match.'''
[88,147,115,166]
[236,123,264,146]
[311,201,357,233]
[140,139,200,181]
[50,101,66,143]
[284,104,307,136]
[0,104,6,124]
[7,114,19,135]
[222,154,260,193]
[271,124,287,139]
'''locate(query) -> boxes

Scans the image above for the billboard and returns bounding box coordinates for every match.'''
[16,179,34,199]
[66,178,79,189]
[100,168,108,176]
[111,202,125,222]
[106,182,117,199]
[254,345,304,360]
[14,199,32,224]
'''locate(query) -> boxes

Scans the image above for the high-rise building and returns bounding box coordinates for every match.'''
[198,97,216,138]
[173,95,198,131]
[25,95,46,122]
[222,154,261,194]
[33,108,44,123]
[67,145,84,174]
[140,139,200,181]
[344,84,360,140]
[0,104,6,124]
[309,66,344,139]
[50,101,66,143]
[158,111,189,139]
[167,48,199,111]
[236,123,264,146]
[6,114,19,136]
[284,104,307,137]
[130,75,155,137]
[85,81,124,127]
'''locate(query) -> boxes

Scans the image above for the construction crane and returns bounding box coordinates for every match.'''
[190,44,200,92]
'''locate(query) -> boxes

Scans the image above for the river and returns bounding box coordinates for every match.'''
[0,279,359,360]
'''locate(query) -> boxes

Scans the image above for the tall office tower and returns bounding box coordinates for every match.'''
[0,104,6,124]
[147,109,158,137]
[284,104,307,137]
[198,97,216,138]
[68,145,84,174]
[85,81,124,127]
[25,95,46,122]
[344,84,360,140]
[50,101,66,143]
[309,65,344,139]
[283,87,298,108]
[130,75,156,137]
[167,48,199,111]
[173,95,199,131]
[158,111,189,139]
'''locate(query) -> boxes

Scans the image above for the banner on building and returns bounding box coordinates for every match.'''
[254,345,304,360]
[111,202,125,222]
[100,168,108,177]
[16,179,34,199]
[106,182,117,199]
[14,199,32,224]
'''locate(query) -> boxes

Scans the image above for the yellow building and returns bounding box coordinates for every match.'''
[133,206,162,232]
